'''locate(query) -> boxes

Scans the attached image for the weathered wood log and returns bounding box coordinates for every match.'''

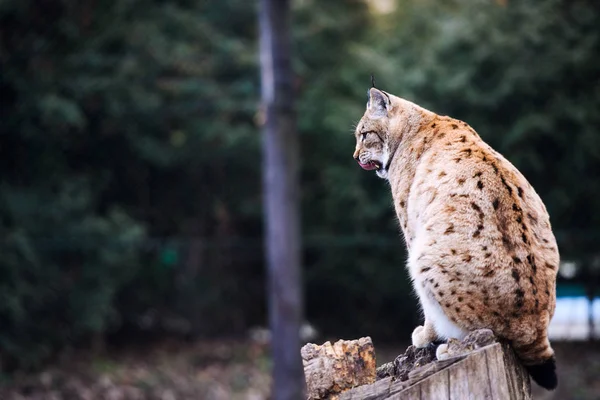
[301,337,376,399]
[302,330,531,400]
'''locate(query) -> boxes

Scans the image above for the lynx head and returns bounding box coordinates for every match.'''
[353,88,394,179]
[353,87,430,179]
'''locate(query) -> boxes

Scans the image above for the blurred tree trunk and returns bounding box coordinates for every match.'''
[259,0,304,399]
[583,257,600,341]
[585,276,597,342]
[588,296,595,341]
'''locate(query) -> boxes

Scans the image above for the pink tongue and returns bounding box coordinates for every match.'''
[358,161,378,171]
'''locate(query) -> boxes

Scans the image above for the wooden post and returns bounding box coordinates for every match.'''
[302,330,531,400]
[259,0,304,399]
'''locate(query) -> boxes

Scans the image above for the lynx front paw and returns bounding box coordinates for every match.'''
[411,324,436,348]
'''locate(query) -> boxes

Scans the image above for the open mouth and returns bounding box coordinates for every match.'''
[358,160,382,171]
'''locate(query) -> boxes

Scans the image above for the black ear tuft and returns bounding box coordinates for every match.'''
[526,357,557,390]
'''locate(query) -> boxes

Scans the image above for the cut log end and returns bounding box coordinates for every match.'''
[301,337,376,399]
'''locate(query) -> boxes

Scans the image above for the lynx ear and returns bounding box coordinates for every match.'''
[368,88,390,117]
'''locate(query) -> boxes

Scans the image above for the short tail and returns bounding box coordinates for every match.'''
[525,357,557,390]
[513,334,557,390]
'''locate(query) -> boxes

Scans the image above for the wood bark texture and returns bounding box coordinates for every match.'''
[301,337,376,400]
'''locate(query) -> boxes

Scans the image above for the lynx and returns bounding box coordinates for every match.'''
[353,88,559,390]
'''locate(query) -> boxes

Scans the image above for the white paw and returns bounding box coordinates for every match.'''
[436,343,450,360]
[411,325,432,348]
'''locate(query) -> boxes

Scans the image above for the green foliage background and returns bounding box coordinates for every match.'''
[1,0,599,369]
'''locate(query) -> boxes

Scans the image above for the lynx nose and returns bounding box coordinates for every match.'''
[353,150,360,161]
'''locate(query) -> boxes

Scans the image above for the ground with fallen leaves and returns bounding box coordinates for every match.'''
[1,339,599,399]
[0,339,271,400]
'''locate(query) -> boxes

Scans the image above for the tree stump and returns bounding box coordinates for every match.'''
[301,330,531,400]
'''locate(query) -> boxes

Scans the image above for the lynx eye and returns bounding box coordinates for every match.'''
[359,130,383,143]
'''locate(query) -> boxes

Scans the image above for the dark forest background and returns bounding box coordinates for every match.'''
[1,0,600,382]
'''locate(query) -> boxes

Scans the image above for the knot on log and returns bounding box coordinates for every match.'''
[301,337,376,399]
